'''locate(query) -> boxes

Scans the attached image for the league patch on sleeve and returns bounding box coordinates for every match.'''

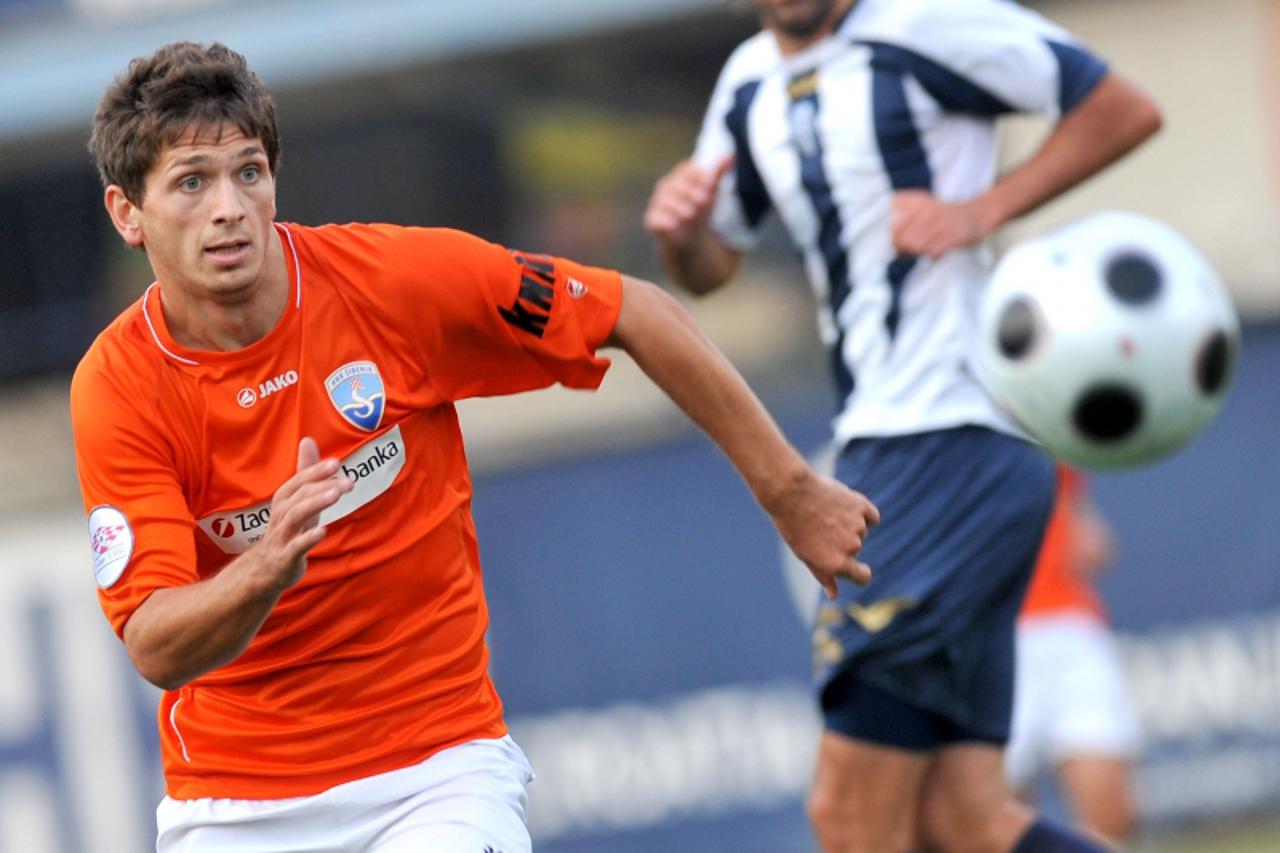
[87,505,134,589]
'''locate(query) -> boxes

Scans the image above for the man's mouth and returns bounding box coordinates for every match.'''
[205,240,252,265]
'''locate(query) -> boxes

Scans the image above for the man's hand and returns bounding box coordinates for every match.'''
[644,156,734,252]
[891,189,989,260]
[644,157,743,296]
[245,437,352,597]
[770,470,880,598]
[121,437,353,689]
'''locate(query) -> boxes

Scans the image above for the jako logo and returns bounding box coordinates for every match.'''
[238,370,299,408]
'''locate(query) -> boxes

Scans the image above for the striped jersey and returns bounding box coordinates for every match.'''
[71,223,622,799]
[693,0,1107,442]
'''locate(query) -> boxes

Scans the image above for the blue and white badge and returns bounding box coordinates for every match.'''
[325,360,386,432]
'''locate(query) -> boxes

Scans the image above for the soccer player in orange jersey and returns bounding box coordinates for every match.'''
[1007,466,1141,846]
[71,42,880,853]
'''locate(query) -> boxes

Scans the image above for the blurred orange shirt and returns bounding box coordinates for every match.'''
[1019,464,1106,621]
[71,223,622,800]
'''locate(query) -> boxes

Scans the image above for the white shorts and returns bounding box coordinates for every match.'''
[1005,613,1142,790]
[156,736,535,853]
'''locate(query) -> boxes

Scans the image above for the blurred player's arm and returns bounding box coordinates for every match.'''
[893,71,1163,259]
[606,274,878,595]
[644,156,744,295]
[975,71,1163,238]
[121,439,352,690]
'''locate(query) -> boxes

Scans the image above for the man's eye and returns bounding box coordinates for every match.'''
[179,176,201,191]
[241,166,260,181]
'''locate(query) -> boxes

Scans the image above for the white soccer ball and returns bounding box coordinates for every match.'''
[974,210,1240,471]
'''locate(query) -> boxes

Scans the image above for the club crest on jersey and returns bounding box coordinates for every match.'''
[325,360,385,431]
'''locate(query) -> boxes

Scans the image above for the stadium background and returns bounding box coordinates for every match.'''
[1,0,1278,850]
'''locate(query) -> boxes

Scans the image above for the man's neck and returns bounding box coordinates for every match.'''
[161,232,289,352]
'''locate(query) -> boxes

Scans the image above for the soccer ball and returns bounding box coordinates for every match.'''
[974,210,1240,471]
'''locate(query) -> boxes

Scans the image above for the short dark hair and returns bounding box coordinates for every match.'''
[89,42,280,204]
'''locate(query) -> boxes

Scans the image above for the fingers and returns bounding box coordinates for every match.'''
[671,158,726,198]
[247,441,355,592]
[271,477,352,562]
[841,486,880,537]
[777,471,880,597]
[276,441,354,542]
[275,484,336,539]
[276,440,342,503]
[650,182,711,229]
[891,189,940,256]
[288,478,348,529]
[283,523,328,564]
[711,153,735,182]
[645,159,725,241]
[846,559,873,587]
[296,436,320,472]
[805,535,873,600]
[891,190,985,259]
[814,557,872,600]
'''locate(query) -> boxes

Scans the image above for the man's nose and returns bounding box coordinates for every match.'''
[210,176,247,224]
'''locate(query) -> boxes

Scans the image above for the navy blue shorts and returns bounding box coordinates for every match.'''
[815,426,1055,749]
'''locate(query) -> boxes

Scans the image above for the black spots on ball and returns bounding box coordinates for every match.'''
[1105,251,1162,305]
[1073,383,1143,443]
[996,297,1038,360]
[1196,330,1233,395]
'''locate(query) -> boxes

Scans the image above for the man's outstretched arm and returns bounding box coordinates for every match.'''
[605,274,878,595]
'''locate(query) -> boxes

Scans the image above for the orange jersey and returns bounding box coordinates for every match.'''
[71,222,623,800]
[1019,464,1105,621]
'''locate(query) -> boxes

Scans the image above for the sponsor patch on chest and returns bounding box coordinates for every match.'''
[196,425,407,554]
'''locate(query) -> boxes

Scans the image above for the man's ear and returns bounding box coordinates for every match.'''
[104,185,144,248]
